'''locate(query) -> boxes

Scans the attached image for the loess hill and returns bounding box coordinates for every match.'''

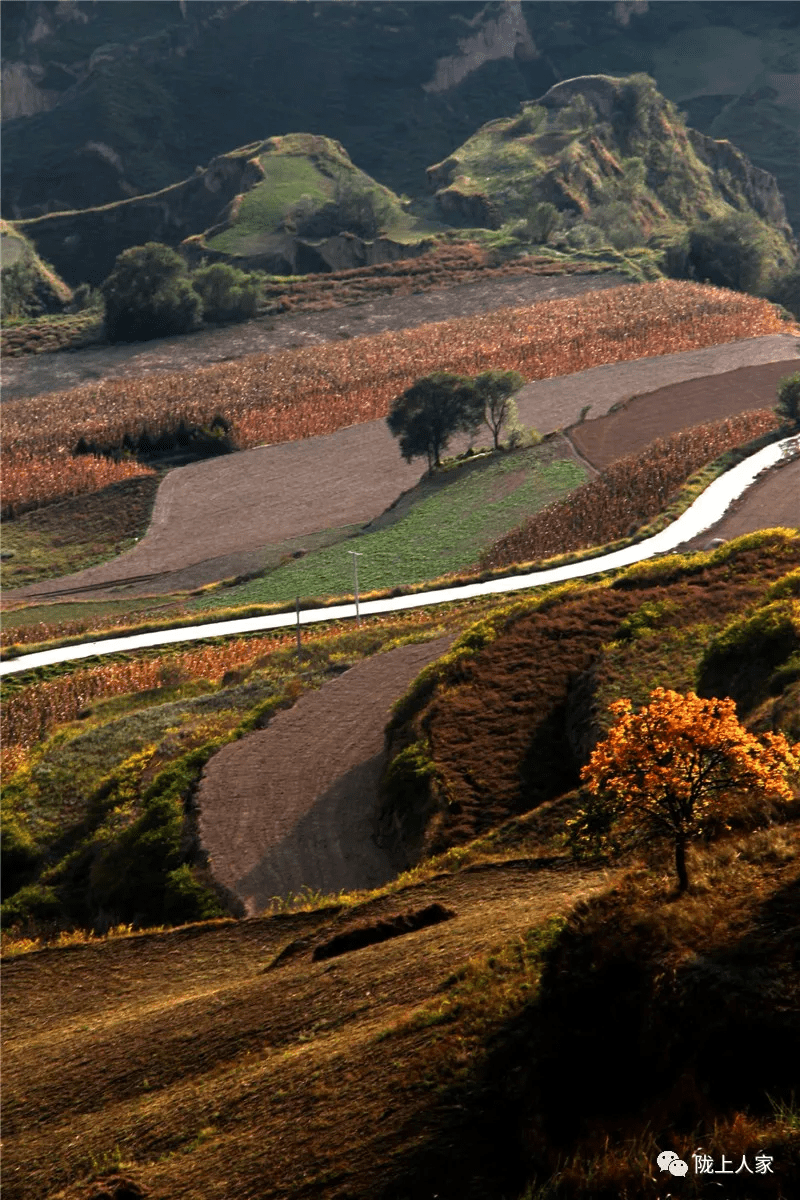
[379,529,800,866]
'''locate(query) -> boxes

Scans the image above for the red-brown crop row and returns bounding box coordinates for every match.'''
[0,633,298,764]
[1,282,785,513]
[1,452,156,518]
[480,409,781,571]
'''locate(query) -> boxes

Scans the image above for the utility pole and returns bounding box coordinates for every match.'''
[348,550,363,626]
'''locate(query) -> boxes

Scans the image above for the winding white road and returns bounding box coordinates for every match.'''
[2,434,797,678]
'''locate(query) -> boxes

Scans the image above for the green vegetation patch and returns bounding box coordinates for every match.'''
[208,153,330,253]
[429,73,797,290]
[0,475,160,591]
[192,446,586,611]
[206,133,424,257]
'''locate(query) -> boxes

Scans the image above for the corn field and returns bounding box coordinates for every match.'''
[0,610,440,768]
[2,452,156,518]
[480,408,781,570]
[2,282,785,513]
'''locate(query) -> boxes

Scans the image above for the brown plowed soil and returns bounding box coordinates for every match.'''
[8,334,798,602]
[197,636,454,915]
[570,358,800,469]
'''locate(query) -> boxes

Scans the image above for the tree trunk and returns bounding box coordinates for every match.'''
[675,837,689,893]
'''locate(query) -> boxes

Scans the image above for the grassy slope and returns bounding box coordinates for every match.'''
[0,219,73,315]
[379,530,800,861]
[203,134,438,258]
[0,474,161,591]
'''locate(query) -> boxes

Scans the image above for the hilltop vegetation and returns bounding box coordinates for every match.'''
[428,73,797,293]
[3,1,799,232]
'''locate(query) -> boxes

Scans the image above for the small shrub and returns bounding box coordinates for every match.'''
[69,282,104,313]
[763,264,800,320]
[163,864,226,924]
[775,372,800,427]
[686,212,774,294]
[613,598,678,643]
[191,261,260,324]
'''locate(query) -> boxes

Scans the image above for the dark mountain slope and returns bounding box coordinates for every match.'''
[3,1,798,230]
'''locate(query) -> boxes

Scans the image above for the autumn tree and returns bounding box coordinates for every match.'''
[472,369,525,449]
[569,687,799,892]
[386,372,483,470]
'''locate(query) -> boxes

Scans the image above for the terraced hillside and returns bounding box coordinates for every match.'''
[2,256,799,1200]
[3,529,798,1200]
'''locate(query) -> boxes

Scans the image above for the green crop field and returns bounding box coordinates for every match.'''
[192,446,587,610]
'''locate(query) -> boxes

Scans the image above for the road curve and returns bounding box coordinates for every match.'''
[3,434,797,678]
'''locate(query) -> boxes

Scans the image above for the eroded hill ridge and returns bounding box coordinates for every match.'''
[6,72,798,298]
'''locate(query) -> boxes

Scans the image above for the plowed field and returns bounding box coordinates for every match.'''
[197,636,454,914]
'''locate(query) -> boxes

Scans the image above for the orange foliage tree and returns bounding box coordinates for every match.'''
[569,687,800,891]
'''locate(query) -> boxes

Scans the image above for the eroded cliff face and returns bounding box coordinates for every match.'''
[4,1,798,232]
[687,128,794,237]
[1,0,236,122]
[181,229,435,276]
[422,0,539,94]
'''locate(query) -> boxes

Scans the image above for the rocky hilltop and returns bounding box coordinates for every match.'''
[427,73,797,275]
